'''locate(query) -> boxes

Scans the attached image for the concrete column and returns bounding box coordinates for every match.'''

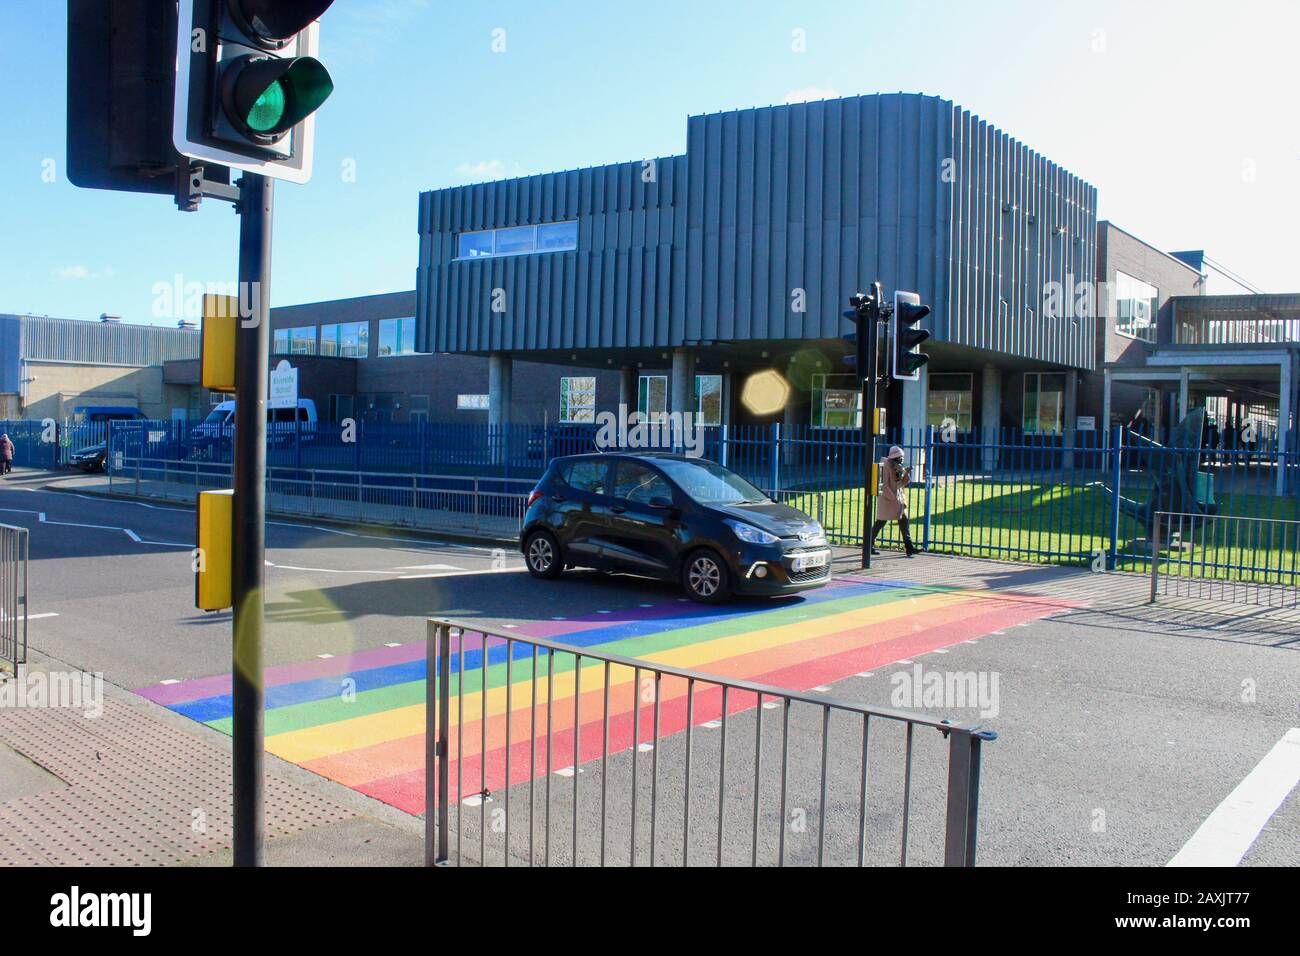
[981,364,1002,471]
[1062,369,1079,468]
[1178,368,1190,422]
[901,364,928,479]
[670,349,696,417]
[488,353,512,464]
[1102,369,1112,448]
[488,353,513,429]
[1278,356,1293,494]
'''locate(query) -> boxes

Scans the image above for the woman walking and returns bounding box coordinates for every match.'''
[870,445,917,557]
[0,433,13,476]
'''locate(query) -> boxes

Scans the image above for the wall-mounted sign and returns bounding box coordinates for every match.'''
[1076,415,1096,432]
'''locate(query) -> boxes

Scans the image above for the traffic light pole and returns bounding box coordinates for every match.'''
[232,172,273,867]
[860,310,879,570]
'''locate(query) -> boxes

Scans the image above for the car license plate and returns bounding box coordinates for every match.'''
[792,550,829,572]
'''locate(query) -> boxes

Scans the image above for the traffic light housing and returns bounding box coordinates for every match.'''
[841,290,879,382]
[67,0,197,195]
[174,0,336,184]
[891,291,932,381]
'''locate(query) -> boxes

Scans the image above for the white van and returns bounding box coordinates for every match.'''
[191,399,318,451]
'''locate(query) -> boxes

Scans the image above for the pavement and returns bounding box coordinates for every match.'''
[0,466,1296,867]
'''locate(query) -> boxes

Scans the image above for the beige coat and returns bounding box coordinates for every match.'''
[876,458,910,521]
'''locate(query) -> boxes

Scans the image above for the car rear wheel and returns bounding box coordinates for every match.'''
[682,548,732,604]
[525,530,563,580]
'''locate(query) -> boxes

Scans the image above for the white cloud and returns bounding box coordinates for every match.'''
[453,160,526,181]
[53,265,114,281]
[784,86,842,104]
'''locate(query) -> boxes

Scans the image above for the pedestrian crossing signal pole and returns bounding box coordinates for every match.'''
[232,173,273,867]
[845,282,887,570]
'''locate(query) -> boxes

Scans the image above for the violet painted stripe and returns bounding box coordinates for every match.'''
[135,640,429,706]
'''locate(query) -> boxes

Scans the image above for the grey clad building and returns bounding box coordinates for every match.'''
[416,92,1098,443]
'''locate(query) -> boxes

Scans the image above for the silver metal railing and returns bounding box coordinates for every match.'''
[1150,511,1300,608]
[108,458,532,537]
[423,618,995,867]
[0,523,28,671]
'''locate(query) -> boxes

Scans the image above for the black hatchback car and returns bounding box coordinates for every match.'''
[520,453,832,603]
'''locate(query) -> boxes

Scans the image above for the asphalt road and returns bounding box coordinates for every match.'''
[2,477,1296,867]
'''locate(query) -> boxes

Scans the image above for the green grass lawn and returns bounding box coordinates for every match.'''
[786,477,1300,582]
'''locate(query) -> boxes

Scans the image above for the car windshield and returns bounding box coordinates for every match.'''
[202,408,229,424]
[653,458,768,506]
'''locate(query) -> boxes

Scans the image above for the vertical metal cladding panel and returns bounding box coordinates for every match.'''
[416,158,685,354]
[684,94,955,347]
[15,316,200,366]
[947,104,1096,368]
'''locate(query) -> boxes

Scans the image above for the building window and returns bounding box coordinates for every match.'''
[273,326,317,356]
[638,375,667,420]
[1023,372,1067,434]
[378,317,415,356]
[1115,271,1158,343]
[408,394,429,424]
[559,376,596,423]
[694,374,722,426]
[320,321,369,358]
[457,394,489,410]
[328,394,354,422]
[811,373,861,428]
[455,221,578,260]
[927,373,973,432]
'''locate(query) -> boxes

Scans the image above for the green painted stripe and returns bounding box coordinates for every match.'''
[209,585,945,737]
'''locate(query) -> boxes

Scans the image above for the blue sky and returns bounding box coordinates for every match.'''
[2,0,1296,325]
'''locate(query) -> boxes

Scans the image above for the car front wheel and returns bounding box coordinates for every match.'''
[525,530,563,580]
[682,548,732,604]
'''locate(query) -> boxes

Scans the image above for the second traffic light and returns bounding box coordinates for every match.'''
[891,291,931,381]
[842,289,880,382]
[174,0,336,184]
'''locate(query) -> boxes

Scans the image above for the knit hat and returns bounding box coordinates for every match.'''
[887,446,904,459]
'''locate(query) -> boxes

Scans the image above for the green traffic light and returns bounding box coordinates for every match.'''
[246,80,287,132]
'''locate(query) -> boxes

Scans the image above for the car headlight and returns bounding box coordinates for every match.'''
[724,518,779,545]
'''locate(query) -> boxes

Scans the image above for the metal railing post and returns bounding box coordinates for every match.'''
[943,724,993,867]
[425,621,452,866]
[473,477,480,532]
[1108,425,1123,570]
[1149,511,1162,604]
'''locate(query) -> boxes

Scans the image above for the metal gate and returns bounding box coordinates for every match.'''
[423,619,994,867]
[0,523,28,670]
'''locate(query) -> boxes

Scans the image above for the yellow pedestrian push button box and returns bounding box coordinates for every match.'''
[195,489,233,611]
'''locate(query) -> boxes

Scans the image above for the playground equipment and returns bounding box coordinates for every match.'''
[1098,408,1217,532]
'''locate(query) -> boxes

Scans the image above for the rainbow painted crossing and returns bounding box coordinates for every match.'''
[137,577,1063,814]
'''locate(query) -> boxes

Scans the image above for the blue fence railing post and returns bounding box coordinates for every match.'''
[923,424,935,551]
[768,422,781,495]
[1108,424,1123,570]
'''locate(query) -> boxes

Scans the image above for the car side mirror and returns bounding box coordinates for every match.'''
[649,496,674,510]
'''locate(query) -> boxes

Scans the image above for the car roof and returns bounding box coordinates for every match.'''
[553,451,710,465]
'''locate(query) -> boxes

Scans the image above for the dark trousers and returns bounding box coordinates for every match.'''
[871,516,915,553]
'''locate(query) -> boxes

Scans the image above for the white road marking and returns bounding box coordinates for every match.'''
[931,648,950,654]
[554,766,584,778]
[1168,728,1300,867]
[812,685,831,692]
[0,507,191,548]
[317,654,334,659]
[26,612,60,621]
[383,642,402,648]
[636,743,655,753]
[702,720,722,729]
[159,679,181,685]
[394,564,463,571]
[856,672,874,678]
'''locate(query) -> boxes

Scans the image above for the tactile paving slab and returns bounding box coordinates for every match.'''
[0,695,356,866]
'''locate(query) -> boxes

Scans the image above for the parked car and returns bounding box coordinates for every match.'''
[520,452,832,603]
[69,443,108,472]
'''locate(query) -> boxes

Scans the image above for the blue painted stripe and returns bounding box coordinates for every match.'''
[175,578,927,723]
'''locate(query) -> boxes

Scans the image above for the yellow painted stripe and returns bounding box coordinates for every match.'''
[267,589,973,764]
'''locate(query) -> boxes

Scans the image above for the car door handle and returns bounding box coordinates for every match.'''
[610,504,626,514]
[550,495,565,502]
